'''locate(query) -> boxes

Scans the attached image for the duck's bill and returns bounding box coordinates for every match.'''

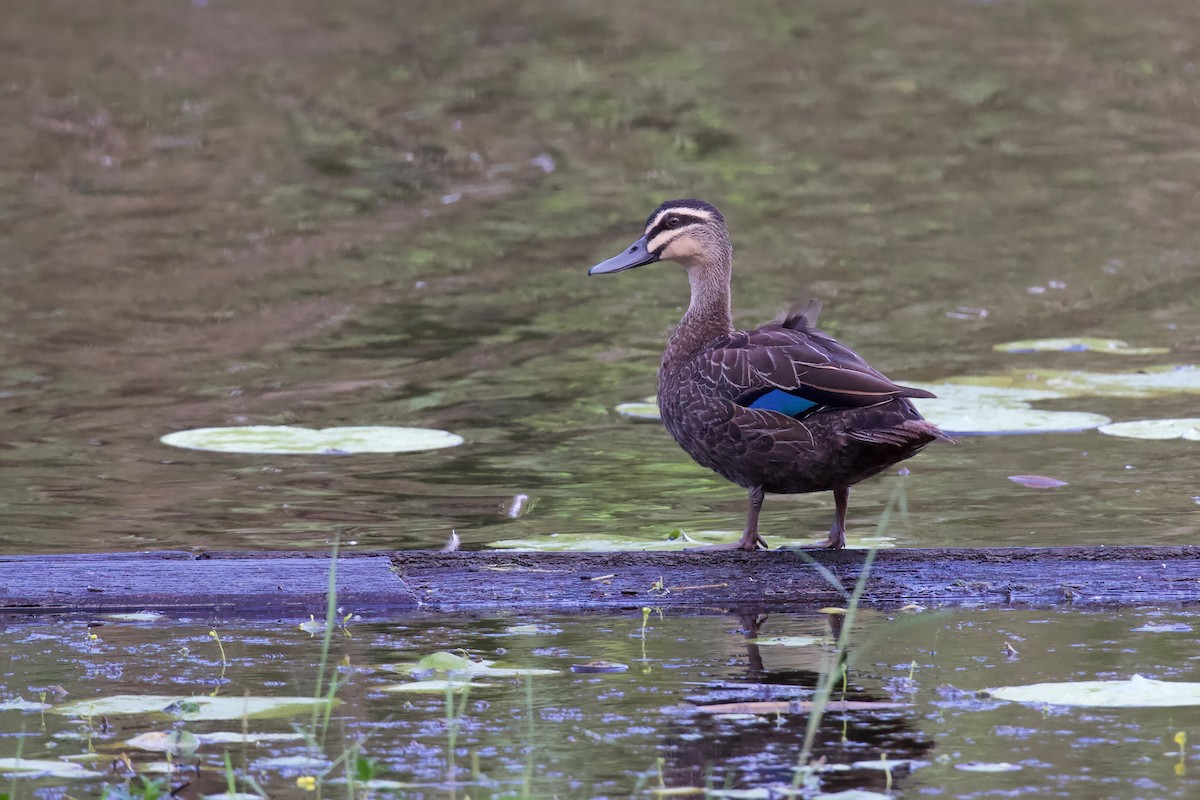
[587,235,659,275]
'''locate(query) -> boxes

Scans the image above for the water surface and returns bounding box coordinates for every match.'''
[3,605,1200,798]
[3,0,1199,554]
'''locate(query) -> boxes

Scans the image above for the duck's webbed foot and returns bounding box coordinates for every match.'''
[687,534,768,552]
[801,532,845,550]
[802,486,849,550]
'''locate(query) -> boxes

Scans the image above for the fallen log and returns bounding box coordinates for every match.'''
[1,546,1197,616]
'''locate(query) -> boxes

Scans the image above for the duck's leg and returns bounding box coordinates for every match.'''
[685,486,768,550]
[806,486,849,550]
[734,485,769,551]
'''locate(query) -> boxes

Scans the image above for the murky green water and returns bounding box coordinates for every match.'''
[1,0,1197,554]
[2,2,1200,795]
[3,606,1200,798]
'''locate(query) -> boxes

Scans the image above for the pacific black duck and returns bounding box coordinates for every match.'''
[588,199,949,550]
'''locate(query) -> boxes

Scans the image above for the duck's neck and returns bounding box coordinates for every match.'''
[662,253,734,371]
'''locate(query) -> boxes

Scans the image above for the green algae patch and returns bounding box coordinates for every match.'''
[160,425,464,455]
[1097,418,1200,441]
[994,337,1169,355]
[985,674,1200,707]
[54,694,333,721]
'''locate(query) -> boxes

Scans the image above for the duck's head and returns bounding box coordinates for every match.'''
[587,199,730,275]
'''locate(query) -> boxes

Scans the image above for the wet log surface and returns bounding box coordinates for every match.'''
[1,546,1198,616]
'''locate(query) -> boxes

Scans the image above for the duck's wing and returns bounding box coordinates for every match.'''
[693,310,935,417]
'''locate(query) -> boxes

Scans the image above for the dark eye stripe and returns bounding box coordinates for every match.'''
[647,213,705,240]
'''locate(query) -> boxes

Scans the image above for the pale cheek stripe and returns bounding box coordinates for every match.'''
[647,230,680,253]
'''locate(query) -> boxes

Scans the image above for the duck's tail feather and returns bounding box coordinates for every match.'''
[846,419,956,447]
[780,298,822,331]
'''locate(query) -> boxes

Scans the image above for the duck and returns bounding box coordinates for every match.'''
[587,199,949,551]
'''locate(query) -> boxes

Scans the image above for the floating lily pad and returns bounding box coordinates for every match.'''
[0,698,50,711]
[615,402,662,421]
[393,651,560,678]
[54,694,332,721]
[253,755,330,770]
[160,425,464,455]
[1008,474,1069,489]
[1097,418,1200,441]
[994,338,1169,355]
[0,758,103,778]
[124,730,199,754]
[985,674,1200,707]
[907,383,1109,435]
[955,761,1022,772]
[1131,622,1192,633]
[103,611,166,622]
[570,661,629,674]
[747,636,822,647]
[946,365,1200,398]
[382,680,493,693]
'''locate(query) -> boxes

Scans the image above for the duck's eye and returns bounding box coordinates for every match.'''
[664,215,683,229]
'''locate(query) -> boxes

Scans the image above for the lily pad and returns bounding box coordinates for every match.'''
[907,383,1110,435]
[160,425,464,455]
[945,365,1200,399]
[1131,622,1192,633]
[195,731,309,745]
[570,661,629,674]
[986,674,1200,707]
[615,402,662,421]
[1097,418,1200,441]
[0,698,50,712]
[994,338,1168,355]
[103,611,166,622]
[955,761,1022,772]
[382,680,493,693]
[124,730,200,754]
[0,757,103,778]
[394,652,560,678]
[54,694,333,721]
[1007,475,1069,489]
[252,755,330,770]
[747,636,822,647]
